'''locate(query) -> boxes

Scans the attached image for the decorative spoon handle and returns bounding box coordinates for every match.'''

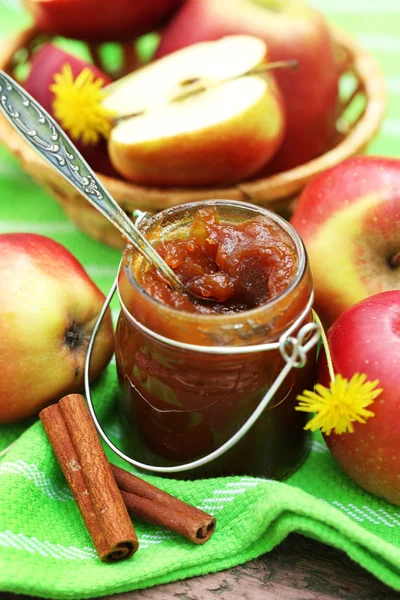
[0,70,184,292]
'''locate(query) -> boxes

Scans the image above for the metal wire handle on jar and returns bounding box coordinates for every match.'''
[84,262,321,474]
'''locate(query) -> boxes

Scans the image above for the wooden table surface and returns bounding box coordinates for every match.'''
[3,533,400,600]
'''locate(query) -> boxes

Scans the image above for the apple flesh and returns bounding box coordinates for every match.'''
[24,45,118,177]
[0,234,114,424]
[317,291,400,505]
[23,0,185,42]
[105,35,285,186]
[291,156,400,327]
[156,0,341,171]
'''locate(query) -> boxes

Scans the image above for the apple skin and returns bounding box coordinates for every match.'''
[23,0,185,42]
[317,291,400,505]
[290,156,400,327]
[156,0,341,171]
[0,234,114,424]
[24,45,118,177]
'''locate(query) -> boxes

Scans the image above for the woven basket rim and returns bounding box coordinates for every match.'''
[0,25,387,212]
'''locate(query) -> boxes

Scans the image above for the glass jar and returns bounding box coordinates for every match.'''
[115,200,316,479]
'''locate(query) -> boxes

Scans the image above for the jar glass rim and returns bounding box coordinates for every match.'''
[118,199,308,325]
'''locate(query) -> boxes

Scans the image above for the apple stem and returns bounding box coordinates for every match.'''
[389,251,400,268]
[248,59,299,75]
[312,310,336,383]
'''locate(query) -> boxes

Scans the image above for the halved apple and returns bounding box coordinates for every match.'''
[104,35,285,187]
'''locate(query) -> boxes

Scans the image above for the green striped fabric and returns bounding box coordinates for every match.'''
[0,1,400,598]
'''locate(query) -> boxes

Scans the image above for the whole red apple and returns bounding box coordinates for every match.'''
[24,45,118,177]
[317,291,400,505]
[0,234,114,424]
[291,156,400,327]
[156,0,341,171]
[23,0,185,42]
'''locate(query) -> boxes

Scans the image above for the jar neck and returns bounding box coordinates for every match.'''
[118,200,313,347]
[119,283,314,354]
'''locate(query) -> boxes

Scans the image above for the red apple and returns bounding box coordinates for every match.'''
[317,291,400,505]
[0,234,114,424]
[156,0,341,171]
[291,156,400,327]
[24,45,118,177]
[105,36,285,186]
[23,0,185,42]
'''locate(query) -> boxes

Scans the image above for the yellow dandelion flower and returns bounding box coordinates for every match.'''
[295,310,383,436]
[50,64,115,145]
[296,373,382,435]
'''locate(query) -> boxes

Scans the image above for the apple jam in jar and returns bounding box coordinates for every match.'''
[116,200,316,478]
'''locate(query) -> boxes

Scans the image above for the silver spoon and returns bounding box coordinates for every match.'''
[0,69,188,295]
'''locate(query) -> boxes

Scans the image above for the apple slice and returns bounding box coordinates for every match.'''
[155,0,342,171]
[104,35,285,187]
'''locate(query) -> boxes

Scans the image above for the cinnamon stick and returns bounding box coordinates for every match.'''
[40,394,138,562]
[111,465,216,544]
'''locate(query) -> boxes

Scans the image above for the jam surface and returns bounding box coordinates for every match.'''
[137,207,298,314]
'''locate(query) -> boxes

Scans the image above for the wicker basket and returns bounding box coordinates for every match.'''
[0,26,387,249]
